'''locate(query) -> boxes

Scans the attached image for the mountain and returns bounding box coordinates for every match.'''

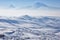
[33,2,47,8]
[25,2,60,9]
[9,4,15,8]
[0,15,60,40]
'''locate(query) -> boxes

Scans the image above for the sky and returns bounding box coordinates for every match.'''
[0,0,60,17]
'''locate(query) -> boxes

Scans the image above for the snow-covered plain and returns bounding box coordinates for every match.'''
[0,15,60,40]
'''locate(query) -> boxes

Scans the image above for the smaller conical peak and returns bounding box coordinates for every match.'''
[9,4,15,8]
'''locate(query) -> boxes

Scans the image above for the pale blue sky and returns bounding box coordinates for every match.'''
[0,0,60,9]
[0,0,60,17]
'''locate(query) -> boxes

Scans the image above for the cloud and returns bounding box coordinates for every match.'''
[0,9,60,17]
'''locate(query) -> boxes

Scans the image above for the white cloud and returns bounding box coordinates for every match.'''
[0,9,60,17]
